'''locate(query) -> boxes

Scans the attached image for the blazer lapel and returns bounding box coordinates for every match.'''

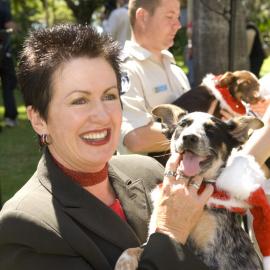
[38,150,140,252]
[109,163,152,243]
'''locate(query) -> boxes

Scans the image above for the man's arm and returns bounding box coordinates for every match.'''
[120,67,170,154]
[124,121,170,153]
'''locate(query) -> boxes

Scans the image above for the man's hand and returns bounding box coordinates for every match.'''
[220,108,241,120]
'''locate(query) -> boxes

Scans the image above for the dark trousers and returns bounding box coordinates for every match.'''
[0,54,17,120]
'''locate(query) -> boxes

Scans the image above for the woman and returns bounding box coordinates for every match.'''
[0,24,213,269]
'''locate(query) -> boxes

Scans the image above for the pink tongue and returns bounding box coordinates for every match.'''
[181,151,204,177]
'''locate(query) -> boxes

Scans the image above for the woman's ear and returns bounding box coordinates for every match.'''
[26,106,48,135]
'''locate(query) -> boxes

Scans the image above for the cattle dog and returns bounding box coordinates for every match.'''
[115,104,266,270]
[173,70,261,118]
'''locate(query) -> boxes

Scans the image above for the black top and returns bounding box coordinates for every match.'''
[0,0,12,29]
[247,22,266,77]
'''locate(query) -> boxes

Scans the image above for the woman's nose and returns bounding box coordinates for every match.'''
[90,101,110,122]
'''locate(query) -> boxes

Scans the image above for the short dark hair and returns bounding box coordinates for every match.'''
[128,0,160,28]
[18,24,122,120]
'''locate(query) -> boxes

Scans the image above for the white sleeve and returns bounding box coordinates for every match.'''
[119,68,153,153]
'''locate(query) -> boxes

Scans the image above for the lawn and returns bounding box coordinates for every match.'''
[0,91,41,205]
[0,56,270,206]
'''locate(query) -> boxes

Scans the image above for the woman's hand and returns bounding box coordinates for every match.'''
[155,153,214,244]
[250,97,270,118]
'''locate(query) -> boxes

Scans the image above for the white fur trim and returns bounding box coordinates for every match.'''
[216,150,266,200]
[150,186,160,203]
[207,197,250,210]
[263,256,270,270]
[202,74,236,114]
[148,187,161,237]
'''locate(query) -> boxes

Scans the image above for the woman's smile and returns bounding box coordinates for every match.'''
[80,128,111,146]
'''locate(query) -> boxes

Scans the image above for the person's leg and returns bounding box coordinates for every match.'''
[1,55,18,125]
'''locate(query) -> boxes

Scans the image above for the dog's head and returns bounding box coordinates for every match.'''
[152,104,263,180]
[218,70,261,104]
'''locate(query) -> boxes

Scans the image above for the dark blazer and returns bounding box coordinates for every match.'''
[0,150,209,270]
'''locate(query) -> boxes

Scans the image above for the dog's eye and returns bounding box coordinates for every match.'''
[178,119,191,127]
[204,123,213,130]
[179,121,186,127]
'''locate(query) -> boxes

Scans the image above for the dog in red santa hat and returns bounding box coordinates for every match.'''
[174,70,262,118]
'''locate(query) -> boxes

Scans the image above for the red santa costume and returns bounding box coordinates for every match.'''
[202,74,248,115]
[207,150,270,270]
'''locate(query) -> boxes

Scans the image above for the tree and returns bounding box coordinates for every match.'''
[64,0,106,24]
[11,0,74,55]
[192,0,248,85]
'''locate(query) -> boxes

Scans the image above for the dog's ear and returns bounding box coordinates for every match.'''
[152,104,186,126]
[151,104,187,136]
[219,72,236,87]
[226,116,264,144]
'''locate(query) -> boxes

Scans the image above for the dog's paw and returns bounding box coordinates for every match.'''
[114,247,142,270]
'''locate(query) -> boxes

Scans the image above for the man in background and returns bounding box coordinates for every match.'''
[0,0,18,127]
[118,0,190,165]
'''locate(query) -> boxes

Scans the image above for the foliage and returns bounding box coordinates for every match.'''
[64,0,106,24]
[11,0,74,56]
[8,0,270,60]
[243,0,270,46]
[170,28,187,58]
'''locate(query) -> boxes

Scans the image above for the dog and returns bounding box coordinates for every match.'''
[115,104,267,270]
[173,70,261,118]
[149,70,261,167]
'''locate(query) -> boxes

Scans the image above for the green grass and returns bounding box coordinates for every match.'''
[0,90,41,204]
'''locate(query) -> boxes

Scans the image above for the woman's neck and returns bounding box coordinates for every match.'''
[84,177,116,206]
[51,153,116,205]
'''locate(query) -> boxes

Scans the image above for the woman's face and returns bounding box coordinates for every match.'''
[42,57,122,172]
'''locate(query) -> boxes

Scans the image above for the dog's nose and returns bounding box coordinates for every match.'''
[183,134,199,144]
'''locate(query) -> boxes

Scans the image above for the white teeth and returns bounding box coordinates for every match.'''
[82,130,108,140]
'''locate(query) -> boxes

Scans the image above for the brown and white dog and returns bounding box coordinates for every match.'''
[115,104,269,270]
[173,70,261,118]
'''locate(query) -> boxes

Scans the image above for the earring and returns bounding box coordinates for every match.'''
[40,134,51,146]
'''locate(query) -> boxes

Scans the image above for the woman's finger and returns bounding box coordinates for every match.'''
[188,175,204,193]
[164,152,181,185]
[198,184,214,203]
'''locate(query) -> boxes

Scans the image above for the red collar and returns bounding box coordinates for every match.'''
[214,76,246,115]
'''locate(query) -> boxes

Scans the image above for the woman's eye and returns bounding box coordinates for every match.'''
[103,94,117,101]
[71,98,87,105]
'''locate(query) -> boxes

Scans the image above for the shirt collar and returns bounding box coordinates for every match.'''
[123,40,175,64]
